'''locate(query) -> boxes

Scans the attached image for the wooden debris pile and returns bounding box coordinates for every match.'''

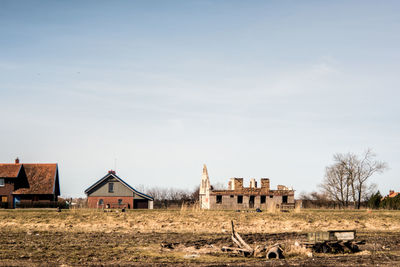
[221,220,284,259]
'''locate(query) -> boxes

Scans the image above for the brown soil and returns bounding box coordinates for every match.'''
[0,229,400,266]
[1,209,400,266]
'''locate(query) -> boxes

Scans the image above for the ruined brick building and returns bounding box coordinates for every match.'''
[199,164,295,210]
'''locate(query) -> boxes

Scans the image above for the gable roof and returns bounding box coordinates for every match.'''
[0,164,22,178]
[13,164,59,195]
[85,172,154,200]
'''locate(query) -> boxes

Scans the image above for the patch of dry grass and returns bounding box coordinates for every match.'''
[1,209,400,234]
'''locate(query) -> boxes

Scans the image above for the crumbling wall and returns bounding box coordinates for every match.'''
[260,178,270,191]
[199,165,295,210]
[208,191,294,210]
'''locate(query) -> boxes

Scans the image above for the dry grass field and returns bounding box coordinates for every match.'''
[1,208,400,266]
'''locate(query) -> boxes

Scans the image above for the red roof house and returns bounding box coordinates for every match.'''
[388,190,399,198]
[0,158,60,208]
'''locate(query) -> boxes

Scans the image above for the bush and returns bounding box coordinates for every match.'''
[368,191,382,209]
[380,194,400,210]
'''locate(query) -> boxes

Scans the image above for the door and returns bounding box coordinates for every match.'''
[249,196,255,208]
[134,199,148,209]
[1,196,8,209]
[13,196,20,208]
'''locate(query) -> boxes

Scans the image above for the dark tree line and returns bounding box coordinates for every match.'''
[136,185,200,208]
[367,191,400,210]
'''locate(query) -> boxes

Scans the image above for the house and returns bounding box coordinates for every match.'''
[0,158,60,208]
[85,170,154,209]
[199,164,295,210]
[387,190,399,198]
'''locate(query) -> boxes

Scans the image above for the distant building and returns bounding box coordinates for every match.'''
[387,190,399,198]
[199,164,295,210]
[0,158,60,208]
[85,170,154,209]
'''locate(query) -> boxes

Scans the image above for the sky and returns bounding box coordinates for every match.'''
[0,1,399,197]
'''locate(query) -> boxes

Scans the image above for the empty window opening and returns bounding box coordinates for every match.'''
[249,195,255,208]
[260,195,266,204]
[118,199,123,204]
[269,195,273,198]
[237,195,243,204]
[282,195,288,203]
[230,195,234,198]
[216,195,222,204]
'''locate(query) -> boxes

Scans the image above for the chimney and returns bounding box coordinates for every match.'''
[15,158,20,164]
[229,178,235,190]
[261,178,270,190]
[249,178,257,188]
[108,170,116,175]
[232,178,243,190]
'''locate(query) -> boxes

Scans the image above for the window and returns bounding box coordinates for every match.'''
[99,199,104,205]
[282,195,288,204]
[230,195,234,198]
[270,195,273,198]
[118,199,123,204]
[237,195,243,204]
[260,195,266,204]
[0,179,4,187]
[249,196,255,208]
[108,183,114,193]
[216,195,222,204]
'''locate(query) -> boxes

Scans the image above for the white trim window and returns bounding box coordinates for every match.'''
[0,178,4,187]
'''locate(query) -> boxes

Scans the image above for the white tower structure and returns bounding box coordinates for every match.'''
[199,164,211,209]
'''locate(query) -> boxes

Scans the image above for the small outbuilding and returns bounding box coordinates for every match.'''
[85,170,153,209]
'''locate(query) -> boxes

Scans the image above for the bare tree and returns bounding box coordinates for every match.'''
[362,183,378,202]
[354,149,387,209]
[321,149,387,209]
[299,191,333,208]
[320,161,350,207]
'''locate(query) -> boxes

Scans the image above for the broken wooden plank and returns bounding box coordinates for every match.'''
[230,220,254,254]
[221,246,253,257]
[231,234,242,248]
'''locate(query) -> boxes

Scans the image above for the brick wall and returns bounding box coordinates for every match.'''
[233,178,243,189]
[0,182,15,208]
[88,196,135,209]
[260,178,270,190]
[208,192,295,210]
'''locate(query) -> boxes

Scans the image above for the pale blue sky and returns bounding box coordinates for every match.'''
[1,1,399,197]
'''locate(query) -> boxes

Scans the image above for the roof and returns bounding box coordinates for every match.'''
[13,164,59,195]
[0,164,22,178]
[389,191,399,198]
[85,172,154,200]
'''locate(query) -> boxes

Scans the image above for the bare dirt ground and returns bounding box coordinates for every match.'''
[1,209,400,266]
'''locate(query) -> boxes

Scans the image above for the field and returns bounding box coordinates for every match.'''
[1,208,400,266]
